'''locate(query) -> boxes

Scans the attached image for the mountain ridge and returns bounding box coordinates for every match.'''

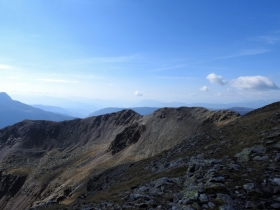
[0,92,75,129]
[89,106,253,118]
[88,107,159,117]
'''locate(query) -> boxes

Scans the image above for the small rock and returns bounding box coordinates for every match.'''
[265,140,275,145]
[219,204,236,210]
[252,156,268,161]
[205,182,225,191]
[202,204,209,208]
[275,154,280,162]
[235,148,251,162]
[209,176,225,182]
[272,178,280,186]
[271,203,280,209]
[182,188,199,202]
[216,193,234,205]
[208,201,215,209]
[199,193,208,203]
[227,163,240,171]
[138,203,148,208]
[138,186,148,192]
[274,187,280,194]
[274,197,280,202]
[243,183,256,193]
[173,192,183,203]
[247,168,253,172]
[191,202,200,209]
[245,201,254,209]
[273,142,280,150]
[154,177,173,188]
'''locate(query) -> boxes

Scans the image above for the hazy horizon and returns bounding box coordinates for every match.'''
[1,1,280,106]
[5,91,278,110]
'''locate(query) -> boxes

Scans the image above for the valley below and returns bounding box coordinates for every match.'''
[0,102,279,210]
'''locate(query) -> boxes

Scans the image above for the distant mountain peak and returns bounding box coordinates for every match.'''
[0,92,12,101]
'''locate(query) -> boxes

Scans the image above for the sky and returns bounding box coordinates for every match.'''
[0,0,280,108]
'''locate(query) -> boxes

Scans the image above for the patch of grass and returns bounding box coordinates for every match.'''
[6,167,33,176]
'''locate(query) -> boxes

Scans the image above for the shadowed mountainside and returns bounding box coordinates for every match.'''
[0,106,240,210]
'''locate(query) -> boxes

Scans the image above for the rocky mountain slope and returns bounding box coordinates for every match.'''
[60,101,280,210]
[0,106,240,210]
[0,92,75,129]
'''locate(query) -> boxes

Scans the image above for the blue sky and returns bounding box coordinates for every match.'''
[0,0,280,107]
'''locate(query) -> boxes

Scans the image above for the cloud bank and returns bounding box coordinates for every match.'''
[231,76,279,90]
[206,73,226,85]
[134,90,143,96]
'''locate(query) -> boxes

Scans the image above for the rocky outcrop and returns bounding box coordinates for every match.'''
[0,171,27,210]
[0,171,26,199]
[108,123,146,155]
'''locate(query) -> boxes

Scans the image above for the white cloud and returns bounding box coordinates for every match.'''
[253,31,280,45]
[221,49,270,59]
[134,90,143,96]
[200,86,209,91]
[189,93,197,97]
[231,76,279,90]
[205,49,270,62]
[255,35,280,44]
[154,64,186,72]
[65,55,139,66]
[226,88,236,95]
[206,73,227,85]
[8,76,20,79]
[0,64,11,69]
[215,93,222,96]
[157,76,196,80]
[39,79,79,83]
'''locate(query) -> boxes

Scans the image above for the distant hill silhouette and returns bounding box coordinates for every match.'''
[0,92,75,128]
[32,104,74,116]
[227,107,254,115]
[88,107,159,116]
[134,99,267,109]
[89,106,253,117]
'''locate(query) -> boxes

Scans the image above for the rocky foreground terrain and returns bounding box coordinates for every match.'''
[0,102,279,209]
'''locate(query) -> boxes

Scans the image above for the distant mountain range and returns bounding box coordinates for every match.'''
[88,106,254,117]
[88,107,159,116]
[32,104,78,117]
[132,99,269,109]
[19,96,273,118]
[0,92,75,129]
[224,107,254,115]
[0,92,260,129]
